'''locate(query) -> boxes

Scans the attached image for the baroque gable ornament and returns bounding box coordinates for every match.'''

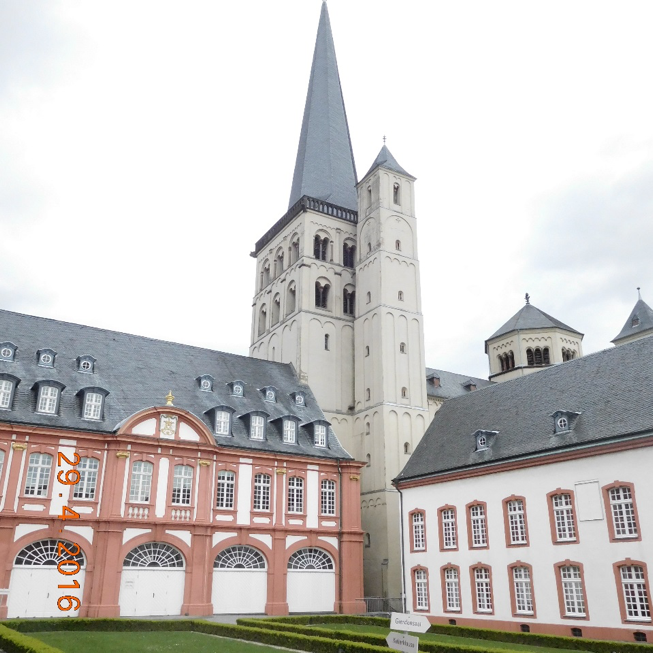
[160,414,178,437]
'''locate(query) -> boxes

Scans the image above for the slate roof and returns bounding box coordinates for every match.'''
[0,309,352,461]
[288,1,358,211]
[396,336,653,483]
[425,367,494,400]
[486,302,582,345]
[612,298,653,343]
[362,145,415,182]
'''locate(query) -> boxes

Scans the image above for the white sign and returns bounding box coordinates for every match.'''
[386,632,419,653]
[390,612,431,633]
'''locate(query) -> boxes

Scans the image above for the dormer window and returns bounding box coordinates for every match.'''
[314,423,328,447]
[81,390,105,420]
[474,430,498,452]
[230,381,245,397]
[0,375,18,410]
[552,411,581,434]
[293,392,306,407]
[632,314,640,327]
[477,434,487,450]
[37,349,56,368]
[283,418,298,444]
[209,405,234,436]
[250,415,265,440]
[0,342,16,362]
[197,375,214,392]
[35,382,64,415]
[261,386,277,403]
[77,356,96,373]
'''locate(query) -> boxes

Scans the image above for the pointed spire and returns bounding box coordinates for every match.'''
[362,144,415,181]
[288,2,357,210]
[611,292,653,344]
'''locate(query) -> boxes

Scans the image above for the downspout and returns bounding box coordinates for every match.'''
[338,459,343,613]
[396,482,407,613]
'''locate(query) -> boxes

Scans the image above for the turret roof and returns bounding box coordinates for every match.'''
[288,2,357,211]
[612,297,653,343]
[362,144,414,181]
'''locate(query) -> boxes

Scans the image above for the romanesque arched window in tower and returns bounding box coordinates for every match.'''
[404,442,411,454]
[398,291,404,302]
[324,334,330,351]
[262,261,271,288]
[290,237,300,265]
[258,305,267,336]
[314,235,329,261]
[509,351,515,369]
[542,347,550,365]
[534,348,543,365]
[395,240,401,252]
[271,294,281,326]
[527,348,534,366]
[343,288,355,316]
[275,249,284,277]
[315,282,330,309]
[393,182,401,205]
[343,242,356,268]
[400,342,406,354]
[286,284,296,316]
[401,387,408,398]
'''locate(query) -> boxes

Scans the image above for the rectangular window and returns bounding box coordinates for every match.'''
[253,473,271,511]
[507,499,528,544]
[560,565,586,617]
[83,392,103,420]
[216,470,235,509]
[129,460,153,502]
[288,476,304,513]
[250,415,265,440]
[444,567,461,611]
[609,486,638,538]
[412,512,426,551]
[215,410,230,435]
[474,567,493,613]
[321,479,336,515]
[37,386,59,414]
[512,566,534,615]
[470,504,487,547]
[621,566,651,621]
[283,420,296,444]
[440,508,457,549]
[414,569,429,610]
[314,424,327,447]
[552,493,576,541]
[72,457,99,500]
[24,453,53,496]
[0,379,13,408]
[171,465,193,505]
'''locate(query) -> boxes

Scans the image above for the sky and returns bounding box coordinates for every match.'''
[1,0,653,380]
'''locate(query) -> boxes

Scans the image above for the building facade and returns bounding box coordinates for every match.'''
[395,334,653,643]
[0,309,365,618]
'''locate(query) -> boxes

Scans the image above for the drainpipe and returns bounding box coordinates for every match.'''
[397,483,407,613]
[338,459,343,613]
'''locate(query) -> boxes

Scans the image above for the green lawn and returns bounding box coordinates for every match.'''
[307,623,583,653]
[30,631,291,653]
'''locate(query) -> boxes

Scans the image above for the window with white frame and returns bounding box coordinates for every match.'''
[507,499,527,544]
[83,392,103,419]
[215,410,231,436]
[37,385,59,414]
[250,415,265,440]
[288,476,304,513]
[441,508,457,549]
[216,470,235,509]
[560,565,586,617]
[72,457,99,500]
[620,565,651,621]
[283,419,297,444]
[171,465,193,505]
[314,424,327,447]
[474,567,493,612]
[512,566,534,614]
[321,479,336,515]
[129,460,153,502]
[0,379,13,409]
[414,569,429,610]
[470,504,487,547]
[253,473,271,511]
[412,512,425,551]
[609,486,638,538]
[24,452,52,496]
[552,493,576,541]
[444,567,461,611]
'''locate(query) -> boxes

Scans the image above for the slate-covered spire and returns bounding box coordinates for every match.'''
[288,1,357,211]
[612,293,653,345]
[362,144,415,181]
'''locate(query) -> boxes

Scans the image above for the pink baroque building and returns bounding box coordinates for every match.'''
[0,309,365,618]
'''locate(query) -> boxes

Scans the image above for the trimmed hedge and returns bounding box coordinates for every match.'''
[243,615,653,653]
[0,624,65,653]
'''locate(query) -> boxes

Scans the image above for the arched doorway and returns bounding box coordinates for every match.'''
[212,545,267,614]
[119,542,185,616]
[8,539,85,618]
[286,547,335,613]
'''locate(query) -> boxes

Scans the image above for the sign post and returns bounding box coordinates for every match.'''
[386,632,419,653]
[386,612,430,653]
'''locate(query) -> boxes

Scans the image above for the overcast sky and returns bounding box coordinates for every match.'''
[1,0,652,380]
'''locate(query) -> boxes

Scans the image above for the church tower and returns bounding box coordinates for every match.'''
[611,290,653,346]
[249,3,428,599]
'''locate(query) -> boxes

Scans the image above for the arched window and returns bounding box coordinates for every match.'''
[343,289,355,316]
[366,454,371,467]
[262,262,271,287]
[286,285,296,315]
[271,295,281,326]
[315,282,330,309]
[365,422,370,435]
[324,334,330,351]
[314,235,328,261]
[400,342,406,354]
[499,355,506,372]
[395,240,401,251]
[215,546,266,569]
[534,348,543,365]
[527,349,534,366]
[366,291,371,304]
[123,542,184,568]
[367,242,372,254]
[291,238,300,264]
[367,186,372,207]
[393,182,401,205]
[365,388,370,401]
[365,346,370,356]
[398,291,404,301]
[258,305,267,336]
[543,347,550,365]
[275,250,284,277]
[404,442,411,454]
[508,351,515,369]
[288,548,333,570]
[401,387,408,398]
[343,243,356,268]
